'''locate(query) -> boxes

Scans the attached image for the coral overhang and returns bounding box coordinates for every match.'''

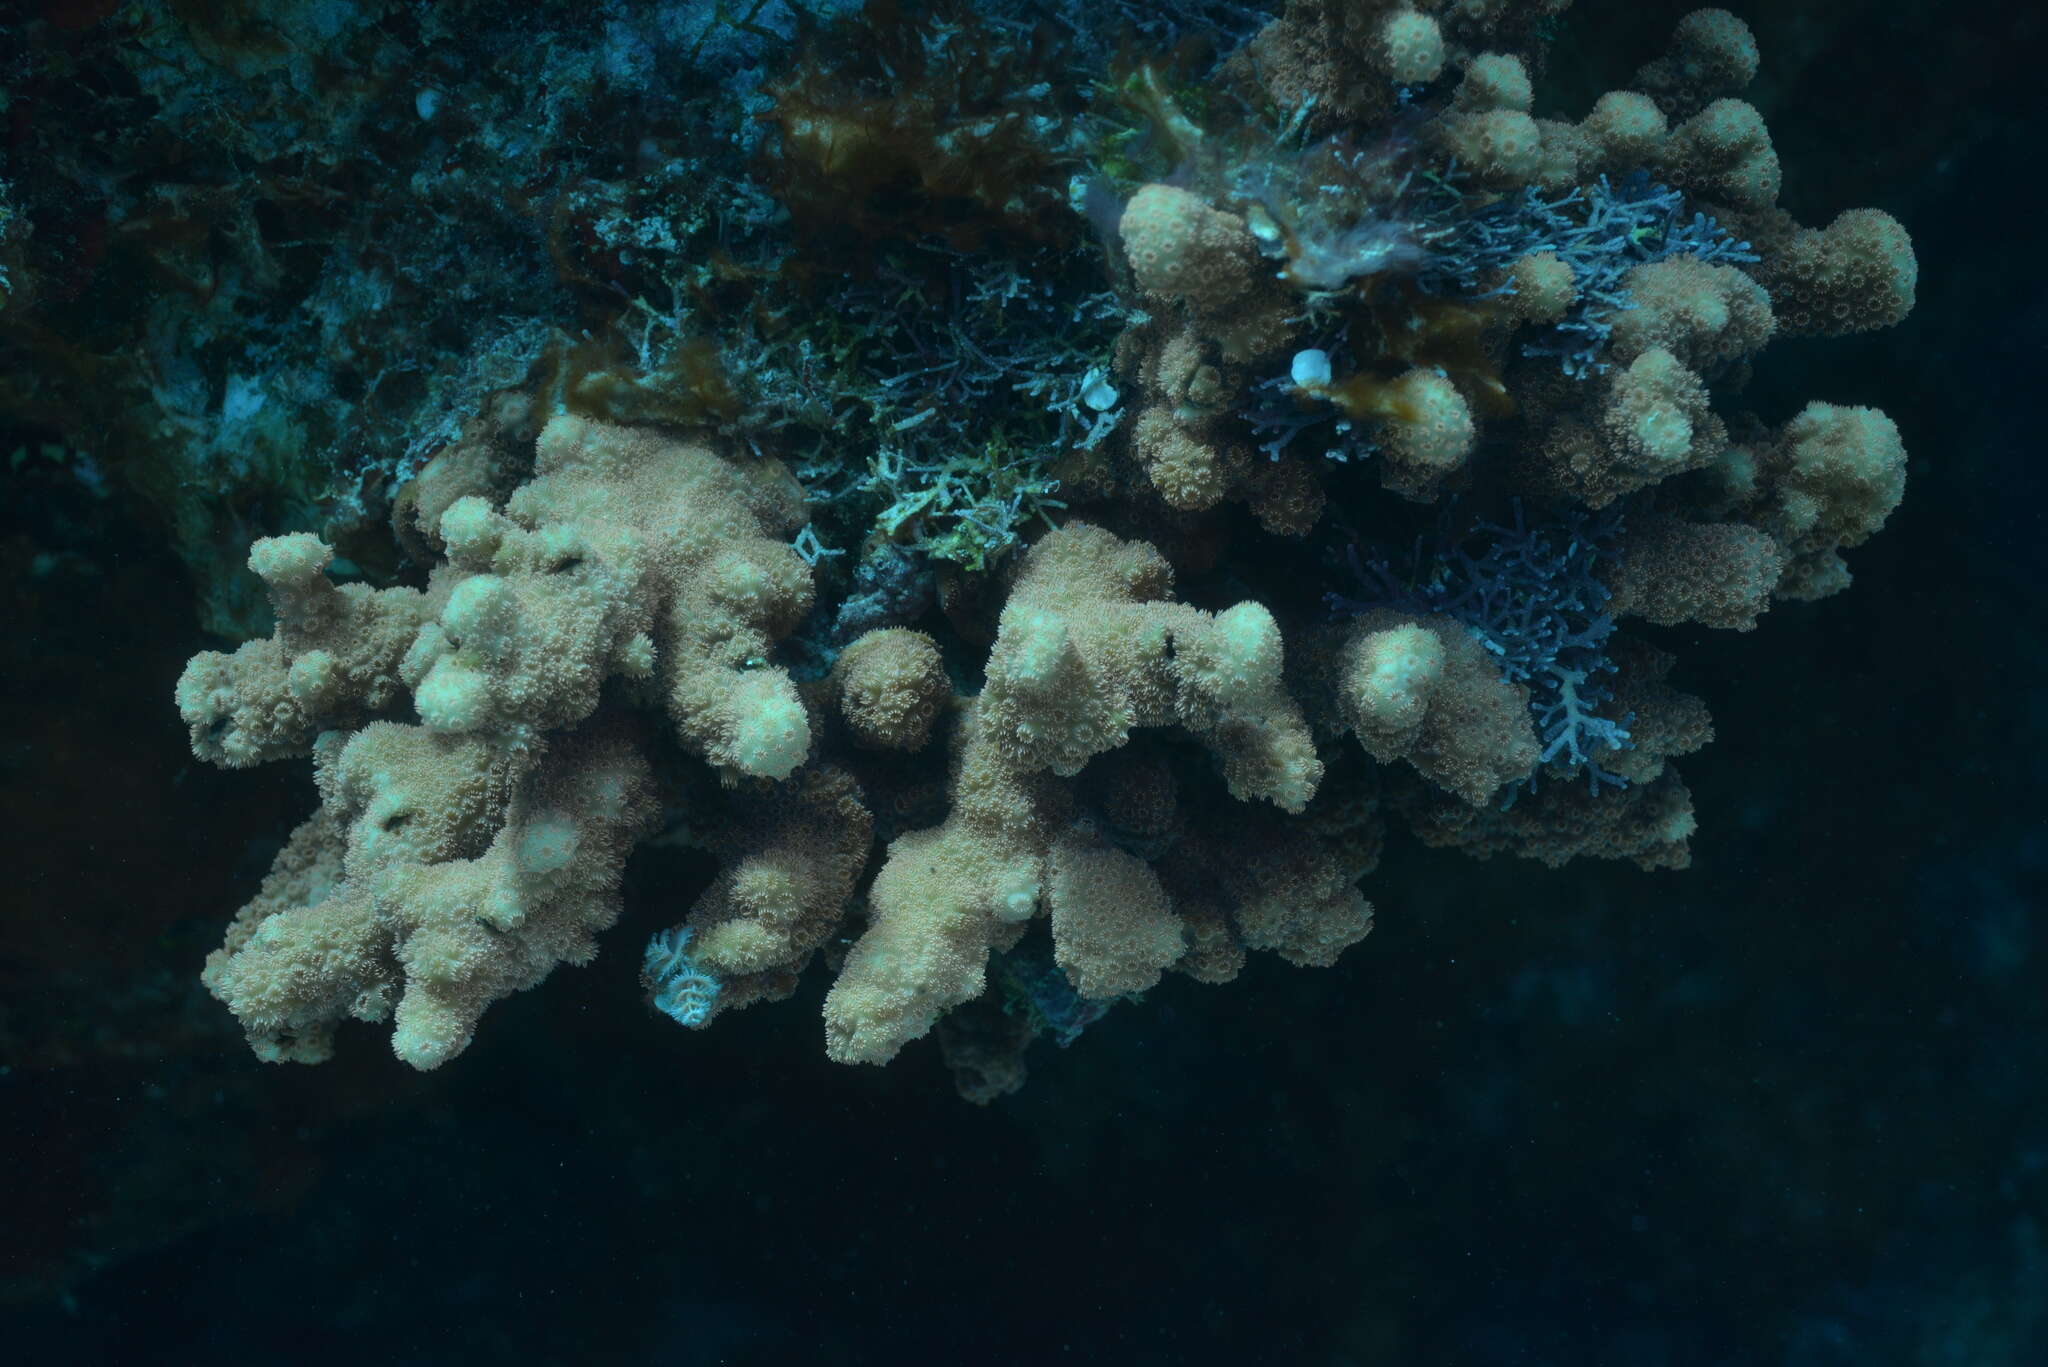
[169,3,1915,1099]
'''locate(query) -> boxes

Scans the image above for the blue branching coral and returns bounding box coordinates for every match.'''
[1241,168,1760,475]
[1420,172,1760,376]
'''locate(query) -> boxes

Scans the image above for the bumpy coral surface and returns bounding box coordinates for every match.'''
[173,4,1915,1098]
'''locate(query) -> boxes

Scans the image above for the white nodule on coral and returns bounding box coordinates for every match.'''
[287,649,339,706]
[1291,348,1333,390]
[441,575,513,657]
[248,533,331,585]
[1633,405,1695,465]
[1080,367,1120,412]
[726,673,810,779]
[1004,612,1074,690]
[1205,602,1283,708]
[515,809,580,875]
[619,632,656,678]
[438,496,501,563]
[995,859,1042,923]
[1357,624,1445,729]
[415,659,492,731]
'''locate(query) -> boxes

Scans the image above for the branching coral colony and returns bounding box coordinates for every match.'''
[176,4,1914,1100]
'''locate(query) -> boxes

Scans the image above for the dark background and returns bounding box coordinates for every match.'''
[3,1,2043,1362]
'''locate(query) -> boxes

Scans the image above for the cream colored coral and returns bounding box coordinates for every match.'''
[1606,256,1775,369]
[203,724,657,1069]
[1661,98,1780,210]
[176,534,433,767]
[832,628,949,751]
[676,766,874,1011]
[1746,402,1908,600]
[1454,53,1531,113]
[1119,185,1261,318]
[185,418,824,1070]
[1112,316,1310,532]
[1378,10,1444,84]
[1341,622,1446,752]
[1329,610,1540,806]
[1504,250,1577,324]
[980,523,1322,812]
[824,523,1329,1066]
[1436,107,1544,186]
[1602,348,1720,475]
[823,702,1064,1066]
[1374,369,1477,500]
[1609,514,1786,631]
[1132,405,1230,511]
[1047,832,1186,998]
[1631,8,1760,117]
[1536,347,1728,508]
[1163,809,1374,969]
[406,414,815,779]
[1580,91,1668,167]
[1754,208,1918,337]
